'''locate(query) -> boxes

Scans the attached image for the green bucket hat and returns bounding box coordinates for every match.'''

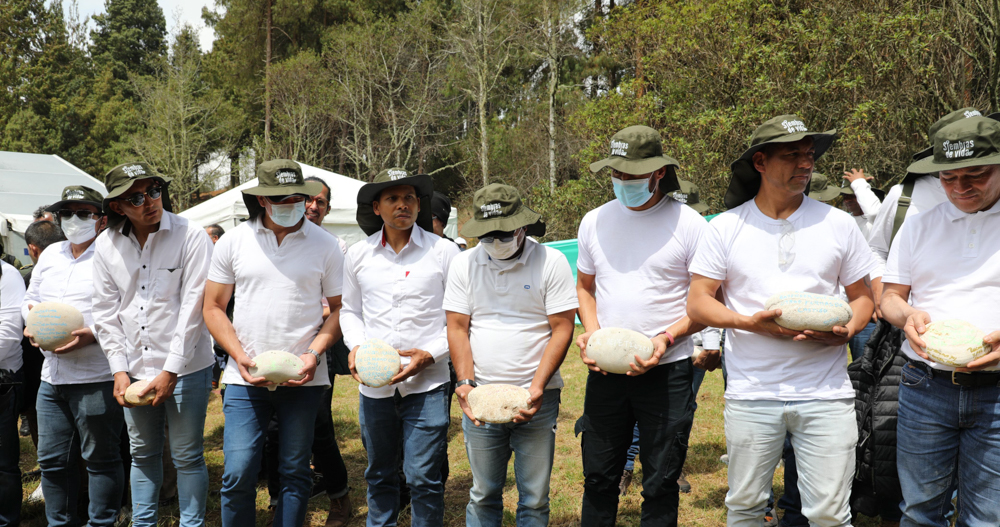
[460,183,546,239]
[670,179,709,213]
[46,185,105,213]
[589,125,682,194]
[355,168,434,236]
[725,115,838,209]
[838,181,886,201]
[243,160,323,218]
[101,162,173,229]
[911,109,1000,162]
[907,116,1000,174]
[807,173,841,202]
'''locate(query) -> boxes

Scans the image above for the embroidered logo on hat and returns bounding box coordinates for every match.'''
[65,190,85,200]
[943,140,975,159]
[610,140,629,157]
[480,202,503,218]
[964,110,982,118]
[275,170,298,184]
[122,164,146,178]
[670,191,689,204]
[387,169,408,180]
[781,120,808,134]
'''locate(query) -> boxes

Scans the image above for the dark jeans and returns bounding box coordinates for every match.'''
[578,359,693,527]
[849,321,877,363]
[0,370,24,527]
[36,381,124,527]
[624,366,706,472]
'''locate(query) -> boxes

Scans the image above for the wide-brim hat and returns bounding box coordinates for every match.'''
[356,168,434,236]
[101,162,174,230]
[907,116,1000,174]
[839,184,886,202]
[461,183,545,238]
[589,125,682,195]
[910,110,1000,163]
[670,178,709,213]
[242,159,323,218]
[46,185,105,212]
[725,115,837,209]
[807,172,841,202]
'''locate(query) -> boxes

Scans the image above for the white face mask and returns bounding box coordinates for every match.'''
[61,215,98,244]
[265,201,306,228]
[481,228,525,260]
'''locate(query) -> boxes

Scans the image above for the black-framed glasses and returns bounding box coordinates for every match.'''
[480,232,517,244]
[266,195,305,204]
[306,196,329,208]
[56,210,102,221]
[121,186,163,207]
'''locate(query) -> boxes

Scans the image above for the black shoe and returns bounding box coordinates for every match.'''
[309,473,328,500]
[19,418,30,438]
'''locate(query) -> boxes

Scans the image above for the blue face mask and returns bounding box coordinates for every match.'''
[612,177,655,208]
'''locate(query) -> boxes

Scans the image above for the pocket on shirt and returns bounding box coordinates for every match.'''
[153,265,184,300]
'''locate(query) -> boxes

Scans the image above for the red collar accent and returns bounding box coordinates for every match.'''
[380,228,387,247]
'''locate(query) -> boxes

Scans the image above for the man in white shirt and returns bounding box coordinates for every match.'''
[839,169,883,240]
[22,186,124,527]
[203,160,344,527]
[92,162,215,527]
[340,168,457,527]
[687,114,876,527]
[574,126,710,527]
[880,115,1000,527]
[0,256,26,526]
[445,184,578,527]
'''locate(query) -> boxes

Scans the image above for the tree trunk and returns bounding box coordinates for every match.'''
[230,150,239,188]
[264,0,272,146]
[478,92,489,187]
[547,0,558,193]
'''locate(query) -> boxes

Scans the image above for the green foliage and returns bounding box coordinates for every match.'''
[90,0,167,85]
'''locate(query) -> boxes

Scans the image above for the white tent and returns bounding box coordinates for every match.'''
[0,151,108,262]
[179,162,457,246]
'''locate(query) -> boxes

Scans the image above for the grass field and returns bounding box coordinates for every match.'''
[18,328,885,526]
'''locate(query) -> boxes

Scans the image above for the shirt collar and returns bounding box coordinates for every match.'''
[116,209,173,236]
[378,225,425,250]
[61,240,96,260]
[253,216,309,237]
[943,199,1000,222]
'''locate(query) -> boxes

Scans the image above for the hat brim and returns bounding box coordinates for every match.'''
[589,155,680,175]
[242,181,323,197]
[809,185,842,202]
[460,206,546,239]
[906,152,1000,175]
[724,129,838,209]
[355,174,435,237]
[46,200,104,212]
[104,175,173,200]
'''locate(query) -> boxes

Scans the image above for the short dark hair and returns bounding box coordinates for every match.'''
[206,224,225,238]
[305,176,331,202]
[33,205,51,220]
[25,221,66,251]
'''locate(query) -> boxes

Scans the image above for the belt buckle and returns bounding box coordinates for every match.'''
[951,371,964,386]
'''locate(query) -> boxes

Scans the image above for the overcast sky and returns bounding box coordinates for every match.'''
[67,0,217,51]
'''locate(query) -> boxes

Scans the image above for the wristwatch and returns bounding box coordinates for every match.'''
[455,379,477,388]
[303,349,321,361]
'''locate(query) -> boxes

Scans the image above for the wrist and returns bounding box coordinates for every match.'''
[657,330,675,347]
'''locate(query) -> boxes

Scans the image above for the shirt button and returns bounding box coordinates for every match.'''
[969,243,975,248]
[971,229,977,234]
[141,286,145,290]
[142,265,146,269]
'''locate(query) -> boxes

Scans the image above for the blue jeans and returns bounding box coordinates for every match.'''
[359,384,449,527]
[849,321,877,362]
[897,362,1000,526]
[624,366,706,472]
[124,366,212,527]
[0,370,24,527]
[464,388,561,527]
[221,384,324,527]
[36,381,124,527]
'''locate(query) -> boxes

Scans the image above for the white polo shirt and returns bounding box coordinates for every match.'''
[341,226,460,399]
[868,176,947,278]
[209,217,344,387]
[21,241,111,385]
[883,200,1000,371]
[92,212,215,379]
[0,261,25,372]
[443,239,579,389]
[576,196,706,364]
[690,197,877,401]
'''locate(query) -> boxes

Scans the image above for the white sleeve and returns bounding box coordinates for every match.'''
[867,185,902,279]
[689,222,728,281]
[21,252,46,322]
[0,263,25,368]
[839,220,878,287]
[850,179,883,220]
[163,228,213,374]
[882,218,915,286]
[207,233,236,285]
[543,250,580,315]
[321,244,345,298]
[575,215,596,275]
[425,242,462,363]
[91,242,129,374]
[339,247,366,351]
[442,253,472,315]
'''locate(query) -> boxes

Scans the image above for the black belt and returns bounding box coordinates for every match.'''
[910,361,1000,388]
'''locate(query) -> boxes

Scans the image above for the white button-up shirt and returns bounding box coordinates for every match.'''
[208,217,344,388]
[341,226,460,399]
[849,178,883,239]
[92,212,215,379]
[0,261,25,372]
[21,241,111,384]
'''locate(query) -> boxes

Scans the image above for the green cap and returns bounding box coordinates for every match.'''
[460,183,545,238]
[46,185,105,212]
[907,116,1000,174]
[355,168,435,236]
[806,173,841,202]
[670,179,709,213]
[589,125,681,175]
[726,115,838,209]
[911,108,990,162]
[243,159,323,220]
[102,162,173,227]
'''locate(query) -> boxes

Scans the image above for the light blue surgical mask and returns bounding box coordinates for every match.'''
[266,201,306,227]
[612,177,655,208]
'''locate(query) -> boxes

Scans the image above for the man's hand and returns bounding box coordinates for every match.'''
[628,334,669,376]
[842,168,873,184]
[390,349,434,385]
[145,371,178,406]
[513,387,543,423]
[902,311,933,360]
[455,384,480,426]
[957,330,1000,372]
[693,349,722,371]
[744,309,804,339]
[113,372,133,408]
[284,352,318,386]
[235,353,272,388]
[347,346,363,384]
[576,331,606,375]
[51,328,97,354]
[799,326,853,347]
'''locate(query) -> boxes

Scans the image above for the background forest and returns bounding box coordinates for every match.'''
[4,0,1000,239]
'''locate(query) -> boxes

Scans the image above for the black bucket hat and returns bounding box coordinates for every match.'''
[725,115,838,209]
[101,162,173,232]
[460,183,545,238]
[589,125,681,195]
[242,160,323,220]
[670,179,709,213]
[46,185,105,213]
[907,116,1000,174]
[356,168,434,236]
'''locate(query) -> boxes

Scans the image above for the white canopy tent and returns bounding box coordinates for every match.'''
[0,151,107,262]
[179,162,457,246]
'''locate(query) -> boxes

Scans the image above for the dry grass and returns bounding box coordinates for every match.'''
[18,327,886,526]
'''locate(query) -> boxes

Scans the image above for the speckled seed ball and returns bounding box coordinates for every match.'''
[124,380,155,406]
[249,350,306,390]
[765,291,853,332]
[26,301,85,351]
[355,339,401,388]
[586,327,655,374]
[467,384,531,423]
[922,319,992,367]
